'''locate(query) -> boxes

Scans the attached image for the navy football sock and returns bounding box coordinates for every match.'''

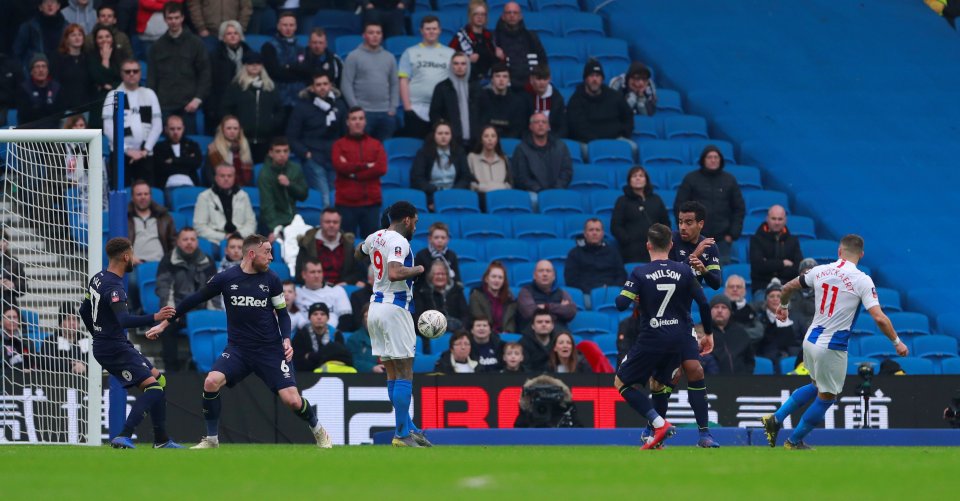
[120,383,164,438]
[652,387,671,421]
[149,385,169,444]
[687,380,710,431]
[296,396,319,428]
[619,386,661,425]
[202,391,221,437]
[393,379,413,437]
[774,383,818,424]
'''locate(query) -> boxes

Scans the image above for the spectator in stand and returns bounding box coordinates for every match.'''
[790,258,819,336]
[398,15,454,138]
[615,314,637,367]
[194,164,258,244]
[345,303,383,373]
[469,316,503,372]
[410,121,473,210]
[292,302,353,372]
[566,59,633,143]
[219,232,244,272]
[475,63,528,139]
[756,279,800,365]
[296,208,365,286]
[137,0,182,42]
[102,59,162,185]
[51,24,96,115]
[207,20,253,137]
[189,0,252,39]
[451,0,501,83]
[723,274,763,341]
[609,62,657,116]
[287,72,348,206]
[16,55,63,130]
[247,0,277,36]
[340,22,398,141]
[332,107,387,238]
[564,218,626,294]
[548,331,592,374]
[414,259,469,333]
[429,52,479,147]
[519,308,557,372]
[40,303,90,376]
[13,0,67,68]
[2,307,32,380]
[155,226,219,370]
[63,0,98,34]
[749,204,803,295]
[0,52,22,129]
[348,264,376,322]
[86,26,128,129]
[221,51,282,163]
[434,330,478,373]
[296,259,353,330]
[494,1,546,89]
[511,112,572,198]
[610,166,671,263]
[261,11,304,114]
[707,295,755,375]
[283,279,308,331]
[83,6,133,57]
[206,115,255,186]
[414,222,461,289]
[360,0,407,39]
[154,115,203,189]
[674,145,746,263]
[147,2,211,135]
[0,231,26,307]
[468,261,517,334]
[258,137,308,235]
[517,259,576,331]
[524,64,566,138]
[300,28,343,89]
[127,179,176,264]
[468,125,512,194]
[501,342,524,373]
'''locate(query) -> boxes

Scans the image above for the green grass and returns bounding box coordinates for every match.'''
[2,445,957,499]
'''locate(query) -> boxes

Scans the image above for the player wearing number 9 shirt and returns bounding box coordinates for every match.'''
[761,234,909,450]
[79,237,182,448]
[357,201,431,447]
[146,234,333,449]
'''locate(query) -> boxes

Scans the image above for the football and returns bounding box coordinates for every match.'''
[417,310,447,339]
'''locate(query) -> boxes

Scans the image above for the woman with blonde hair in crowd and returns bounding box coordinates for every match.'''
[206,115,254,186]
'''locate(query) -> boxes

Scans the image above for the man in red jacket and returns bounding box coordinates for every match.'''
[332,107,388,239]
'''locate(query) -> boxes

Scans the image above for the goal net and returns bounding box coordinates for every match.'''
[0,129,104,445]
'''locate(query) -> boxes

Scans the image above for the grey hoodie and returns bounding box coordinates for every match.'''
[62,0,97,33]
[341,43,399,113]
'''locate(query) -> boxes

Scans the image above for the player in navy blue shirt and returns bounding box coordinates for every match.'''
[147,234,333,448]
[614,224,713,449]
[78,237,183,449]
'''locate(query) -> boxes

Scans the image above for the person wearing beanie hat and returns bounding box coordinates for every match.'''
[609,61,658,116]
[789,257,820,335]
[15,53,64,129]
[220,48,283,163]
[291,301,353,372]
[757,278,800,366]
[674,145,745,263]
[708,293,756,375]
[566,58,633,142]
[749,204,804,295]
[722,275,764,340]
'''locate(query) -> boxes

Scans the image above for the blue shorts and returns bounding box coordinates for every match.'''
[212,343,297,394]
[93,342,155,389]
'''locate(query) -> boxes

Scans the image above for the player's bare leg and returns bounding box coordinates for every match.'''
[680,360,719,448]
[278,386,331,448]
[614,376,675,449]
[192,371,227,449]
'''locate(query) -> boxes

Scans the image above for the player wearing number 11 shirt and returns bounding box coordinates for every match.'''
[762,234,909,450]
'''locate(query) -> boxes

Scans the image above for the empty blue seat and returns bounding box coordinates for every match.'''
[779,356,797,375]
[753,357,774,375]
[335,34,364,56]
[568,312,612,338]
[852,315,878,336]
[511,214,560,240]
[485,189,533,214]
[448,238,483,263]
[744,190,790,216]
[725,165,763,190]
[169,186,205,214]
[269,262,291,281]
[484,239,533,265]
[562,213,599,239]
[308,9,361,37]
[550,60,582,89]
[587,139,634,165]
[585,38,629,69]
[587,189,620,215]
[414,213,460,239]
[541,35,582,63]
[538,189,585,214]
[685,139,735,164]
[639,140,688,166]
[633,115,660,140]
[459,262,489,290]
[663,115,709,140]
[642,165,670,190]
[499,332,523,343]
[434,189,480,214]
[537,238,572,265]
[385,35,423,58]
[385,137,422,161]
[196,238,220,261]
[656,89,683,114]
[562,13,605,38]
[245,34,271,52]
[722,263,751,288]
[874,287,902,312]
[666,165,698,190]
[187,135,213,155]
[800,239,839,264]
[413,353,440,373]
[659,189,678,212]
[569,164,612,192]
[860,336,899,359]
[381,164,406,189]
[536,0,580,12]
[788,215,816,239]
[500,137,522,157]
[381,188,428,213]
[459,214,508,240]
[436,0,472,9]
[846,357,879,375]
[171,211,192,231]
[941,358,960,374]
[240,186,260,213]
[509,261,537,287]
[590,333,618,354]
[938,312,960,341]
[913,335,958,359]
[590,286,621,313]
[888,312,931,337]
[562,286,587,311]
[562,139,585,163]
[896,357,936,375]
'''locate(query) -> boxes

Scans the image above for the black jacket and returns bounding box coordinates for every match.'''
[749,222,803,293]
[525,82,567,139]
[207,41,251,127]
[414,247,461,291]
[409,146,473,197]
[0,53,22,110]
[50,52,95,112]
[16,79,63,129]
[153,137,203,187]
[610,186,671,263]
[564,237,626,293]
[413,282,470,334]
[285,89,348,160]
[221,81,284,146]
[674,164,746,240]
[300,49,343,89]
[147,29,212,110]
[519,331,555,373]
[511,132,572,192]
[474,87,529,139]
[566,84,632,143]
[494,19,547,89]
[291,327,352,372]
[711,323,756,375]
[428,77,481,144]
[433,349,480,373]
[757,310,800,361]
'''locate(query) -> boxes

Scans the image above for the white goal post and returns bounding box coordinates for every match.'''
[0,129,103,445]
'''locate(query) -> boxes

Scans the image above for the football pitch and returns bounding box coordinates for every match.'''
[2,445,956,499]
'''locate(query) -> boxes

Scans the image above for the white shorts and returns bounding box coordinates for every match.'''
[367,302,417,360]
[803,339,847,395]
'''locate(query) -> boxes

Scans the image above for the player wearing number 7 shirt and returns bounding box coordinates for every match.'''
[356,201,432,448]
[762,235,909,450]
[146,234,333,449]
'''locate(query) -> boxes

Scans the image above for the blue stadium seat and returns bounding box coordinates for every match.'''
[500,137,522,157]
[666,165,698,190]
[295,190,325,214]
[187,135,213,155]
[269,262,291,281]
[852,315,878,336]
[655,89,683,114]
[448,238,483,263]
[415,213,460,239]
[485,189,533,214]
[568,312,612,338]
[561,13,605,38]
[753,357,774,375]
[196,238,220,261]
[384,137,421,183]
[684,139,735,164]
[938,312,960,342]
[151,187,165,207]
[562,286,587,311]
[171,211,192,231]
[587,189,620,215]
[888,312,931,338]
[787,215,816,239]
[413,353,440,373]
[434,189,480,214]
[846,357,879,375]
[642,165,670,190]
[722,264,751,288]
[591,333,618,353]
[663,115,709,140]
[562,139,585,163]
[536,0,580,12]
[459,262,489,290]
[381,188,428,213]
[385,35,422,57]
[659,189,678,212]
[561,213,599,239]
[590,286,621,313]
[511,214,560,240]
[724,165,763,190]
[633,115,660,140]
[873,287,902,312]
[509,261,537,287]
[484,239,533,265]
[639,140,689,166]
[522,12,560,36]
[334,34,364,57]
[169,186,205,215]
[800,239,839,264]
[585,38,630,70]
[186,310,228,371]
[913,335,958,359]
[538,189,585,214]
[537,239,572,266]
[308,10,362,39]
[245,34,271,52]
[550,60,582,89]
[541,36,582,64]
[587,139,634,165]
[499,332,523,343]
[459,214,508,240]
[896,357,936,375]
[744,190,790,216]
[240,187,260,213]
[942,358,960,375]
[779,356,797,375]
[381,165,406,189]
[860,336,899,359]
[569,164,612,192]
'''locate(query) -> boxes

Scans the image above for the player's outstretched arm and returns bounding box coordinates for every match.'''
[867,305,909,357]
[146,286,220,339]
[387,261,424,281]
[775,276,803,322]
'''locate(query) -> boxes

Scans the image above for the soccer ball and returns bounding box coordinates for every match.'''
[417,310,447,339]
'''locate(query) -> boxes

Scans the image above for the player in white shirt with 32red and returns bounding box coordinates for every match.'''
[761,235,908,449]
[357,202,432,447]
